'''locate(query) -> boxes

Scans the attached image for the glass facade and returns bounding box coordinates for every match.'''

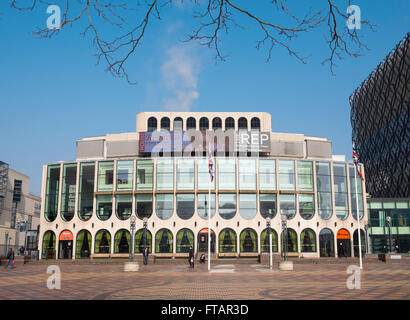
[116,194,132,220]
[117,160,133,191]
[279,160,295,190]
[157,159,174,190]
[136,160,153,190]
[297,161,313,191]
[240,228,257,252]
[316,161,333,220]
[76,230,91,259]
[97,161,114,192]
[176,228,194,253]
[219,228,236,253]
[156,194,174,220]
[177,159,194,190]
[239,194,257,220]
[300,228,316,252]
[45,165,60,222]
[333,163,348,220]
[259,159,276,190]
[197,193,215,219]
[218,193,236,220]
[78,162,94,221]
[135,194,153,220]
[260,194,276,219]
[94,229,111,253]
[114,229,130,253]
[218,159,236,190]
[349,164,364,220]
[299,194,314,220]
[135,229,152,253]
[198,158,215,189]
[239,159,256,190]
[155,228,173,253]
[176,194,195,220]
[260,228,278,252]
[96,195,112,221]
[60,164,77,222]
[280,194,296,219]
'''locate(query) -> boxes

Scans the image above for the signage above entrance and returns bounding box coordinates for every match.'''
[59,230,73,241]
[337,229,350,239]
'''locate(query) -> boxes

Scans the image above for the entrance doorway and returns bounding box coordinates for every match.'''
[337,229,351,257]
[59,230,73,259]
[198,228,215,253]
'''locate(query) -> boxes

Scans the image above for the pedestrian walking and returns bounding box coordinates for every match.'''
[142,247,149,265]
[4,248,15,269]
[188,246,194,268]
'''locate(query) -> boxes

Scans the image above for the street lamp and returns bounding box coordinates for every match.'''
[130,216,136,261]
[143,217,148,252]
[266,217,271,269]
[386,216,392,253]
[281,214,288,261]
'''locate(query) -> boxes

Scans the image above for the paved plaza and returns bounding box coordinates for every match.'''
[0,260,409,300]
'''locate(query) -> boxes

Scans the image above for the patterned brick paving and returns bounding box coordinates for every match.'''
[0,261,409,300]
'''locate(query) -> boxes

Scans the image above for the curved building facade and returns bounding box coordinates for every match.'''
[39,112,367,260]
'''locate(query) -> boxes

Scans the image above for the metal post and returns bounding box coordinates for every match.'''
[208,173,211,271]
[266,218,272,269]
[386,216,392,253]
[353,161,363,269]
[281,214,288,261]
[143,217,148,251]
[130,216,136,261]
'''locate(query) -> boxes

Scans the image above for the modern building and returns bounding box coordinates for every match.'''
[39,112,368,260]
[367,198,410,254]
[349,32,409,198]
[0,161,41,256]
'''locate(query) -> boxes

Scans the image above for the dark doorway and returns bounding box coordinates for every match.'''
[198,229,215,253]
[59,240,73,259]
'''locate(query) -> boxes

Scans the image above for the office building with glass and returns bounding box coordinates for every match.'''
[39,112,368,260]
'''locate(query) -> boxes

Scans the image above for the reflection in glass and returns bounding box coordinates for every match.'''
[96,195,112,221]
[117,160,133,191]
[299,194,314,220]
[176,194,195,220]
[156,194,174,220]
[218,194,236,220]
[116,194,132,220]
[260,194,277,219]
[197,193,215,219]
[239,159,256,190]
[136,194,152,220]
[259,159,276,190]
[239,194,257,220]
[280,194,296,219]
[61,163,77,222]
[279,160,295,190]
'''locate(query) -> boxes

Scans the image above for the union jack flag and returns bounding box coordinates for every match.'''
[353,149,364,181]
[208,146,214,182]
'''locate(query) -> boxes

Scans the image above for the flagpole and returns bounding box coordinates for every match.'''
[208,158,211,271]
[353,145,363,270]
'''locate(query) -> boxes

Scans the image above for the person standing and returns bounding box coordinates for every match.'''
[5,248,15,269]
[142,247,149,265]
[188,246,194,268]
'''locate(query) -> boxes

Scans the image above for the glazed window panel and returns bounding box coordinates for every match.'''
[280,194,296,219]
[45,165,60,222]
[281,228,298,253]
[218,159,236,190]
[176,194,195,220]
[156,194,174,220]
[177,159,194,190]
[219,228,237,253]
[319,229,335,257]
[316,161,333,220]
[197,193,216,219]
[155,229,173,253]
[96,195,112,221]
[136,194,153,220]
[135,229,152,253]
[75,230,92,259]
[78,162,94,221]
[300,228,317,252]
[239,159,256,190]
[260,193,277,219]
[259,159,276,190]
[114,230,130,253]
[41,231,56,259]
[97,161,114,191]
[176,229,194,253]
[117,160,133,191]
[156,159,174,190]
[60,163,77,222]
[136,160,153,190]
[349,164,364,220]
[279,160,295,190]
[240,228,257,253]
[239,194,257,220]
[94,230,111,254]
[299,194,315,220]
[297,161,313,191]
[334,163,348,220]
[197,159,215,189]
[218,193,237,220]
[260,228,278,252]
[116,194,132,220]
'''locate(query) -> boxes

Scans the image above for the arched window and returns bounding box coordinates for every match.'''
[240,228,257,253]
[238,117,248,130]
[225,117,235,130]
[114,229,130,253]
[155,228,173,253]
[136,194,153,220]
[251,117,260,130]
[173,117,183,131]
[45,165,60,222]
[218,194,236,220]
[199,117,209,131]
[353,229,366,257]
[42,230,56,259]
[300,228,316,252]
[94,229,111,254]
[219,228,237,253]
[186,117,196,130]
[280,228,298,253]
[135,228,152,253]
[147,117,157,132]
[176,228,194,253]
[212,117,222,130]
[76,230,92,259]
[176,194,195,220]
[115,194,132,221]
[319,228,334,257]
[160,117,170,131]
[260,228,278,252]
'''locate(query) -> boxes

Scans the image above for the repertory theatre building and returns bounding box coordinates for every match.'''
[39,112,367,260]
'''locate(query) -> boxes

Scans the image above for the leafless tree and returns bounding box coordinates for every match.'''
[9,0,375,83]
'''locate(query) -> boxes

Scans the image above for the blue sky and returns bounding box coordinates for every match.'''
[0,1,409,195]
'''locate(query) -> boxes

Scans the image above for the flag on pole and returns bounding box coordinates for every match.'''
[352,149,364,181]
[208,147,214,182]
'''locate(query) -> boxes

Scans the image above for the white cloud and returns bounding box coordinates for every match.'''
[161,46,200,112]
